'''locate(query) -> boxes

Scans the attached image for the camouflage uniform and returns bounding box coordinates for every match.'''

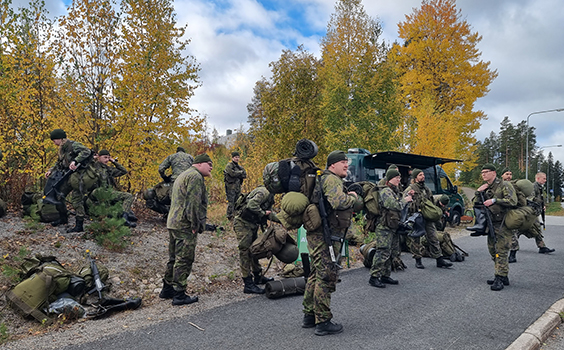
[511,181,547,250]
[378,176,404,268]
[224,161,246,220]
[158,151,194,183]
[370,184,409,279]
[91,160,133,212]
[164,166,208,292]
[49,139,92,218]
[403,182,442,259]
[475,177,517,277]
[233,186,278,278]
[302,170,362,324]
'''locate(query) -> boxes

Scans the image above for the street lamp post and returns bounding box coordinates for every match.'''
[525,108,564,180]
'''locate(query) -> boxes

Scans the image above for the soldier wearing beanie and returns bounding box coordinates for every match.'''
[45,129,92,232]
[368,167,413,289]
[224,151,246,220]
[474,163,517,291]
[302,150,363,336]
[403,168,453,270]
[158,146,194,183]
[160,153,213,306]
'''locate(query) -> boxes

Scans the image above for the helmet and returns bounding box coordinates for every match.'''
[143,188,156,200]
[275,241,299,264]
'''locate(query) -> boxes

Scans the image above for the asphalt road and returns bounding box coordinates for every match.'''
[63,219,564,350]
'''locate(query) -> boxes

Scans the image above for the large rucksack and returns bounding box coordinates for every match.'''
[250,225,295,260]
[505,179,538,231]
[263,157,319,199]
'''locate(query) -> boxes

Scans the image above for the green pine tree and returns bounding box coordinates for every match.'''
[87,187,130,250]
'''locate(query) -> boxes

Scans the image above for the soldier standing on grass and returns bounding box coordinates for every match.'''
[159,154,213,306]
[233,186,280,294]
[224,151,246,220]
[301,151,363,336]
[45,129,92,233]
[476,164,517,291]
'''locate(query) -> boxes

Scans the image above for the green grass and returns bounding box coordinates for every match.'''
[546,202,564,216]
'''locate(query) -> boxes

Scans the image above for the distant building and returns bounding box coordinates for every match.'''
[216,129,238,148]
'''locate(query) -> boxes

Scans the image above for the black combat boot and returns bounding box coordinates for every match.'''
[302,314,315,329]
[380,276,399,285]
[368,276,385,288]
[67,217,84,233]
[253,272,274,285]
[490,275,505,291]
[159,280,175,299]
[172,290,199,305]
[436,256,453,268]
[466,208,488,236]
[415,258,425,269]
[487,275,509,286]
[539,247,555,254]
[243,276,265,294]
[126,211,138,222]
[508,250,517,263]
[314,320,343,336]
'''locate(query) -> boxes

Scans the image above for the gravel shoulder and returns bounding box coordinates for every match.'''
[0,203,468,349]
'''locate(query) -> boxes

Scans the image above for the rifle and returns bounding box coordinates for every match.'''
[86,250,106,300]
[478,191,496,242]
[316,170,338,265]
[42,168,75,205]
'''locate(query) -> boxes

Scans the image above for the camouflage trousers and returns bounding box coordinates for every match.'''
[369,225,399,278]
[225,188,240,220]
[487,221,512,277]
[233,218,262,278]
[59,180,86,218]
[407,220,442,259]
[164,228,198,292]
[303,230,339,324]
[111,190,134,213]
[510,220,546,251]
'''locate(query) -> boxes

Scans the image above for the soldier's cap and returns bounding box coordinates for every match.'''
[98,149,110,156]
[326,150,347,168]
[177,147,185,153]
[386,168,401,181]
[439,194,449,206]
[411,168,423,179]
[501,167,511,175]
[231,151,240,157]
[194,153,212,164]
[388,164,398,170]
[50,129,67,140]
[482,163,496,172]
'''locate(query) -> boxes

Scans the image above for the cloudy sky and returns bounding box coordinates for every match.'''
[12,0,564,163]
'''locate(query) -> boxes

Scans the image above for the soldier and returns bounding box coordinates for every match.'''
[45,129,92,232]
[302,151,363,336]
[92,150,137,227]
[507,171,554,262]
[476,164,518,291]
[159,154,213,305]
[368,168,413,288]
[224,151,247,220]
[233,186,280,294]
[403,169,453,269]
[158,147,194,183]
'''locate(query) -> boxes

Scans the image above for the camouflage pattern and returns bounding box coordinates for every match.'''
[48,139,92,219]
[370,184,409,278]
[164,166,208,292]
[158,151,194,182]
[403,182,442,259]
[224,161,247,219]
[233,186,275,278]
[164,228,198,291]
[302,170,361,324]
[91,160,133,212]
[476,177,517,277]
[511,179,547,250]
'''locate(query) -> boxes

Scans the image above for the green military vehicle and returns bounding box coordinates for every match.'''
[345,148,465,228]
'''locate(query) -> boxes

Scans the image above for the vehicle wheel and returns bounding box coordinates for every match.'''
[449,210,461,227]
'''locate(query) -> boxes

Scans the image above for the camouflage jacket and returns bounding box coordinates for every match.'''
[475,177,517,221]
[236,186,276,223]
[381,185,409,213]
[51,139,91,172]
[167,166,208,233]
[93,160,127,189]
[403,181,432,213]
[158,151,194,181]
[532,181,544,205]
[224,161,246,189]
